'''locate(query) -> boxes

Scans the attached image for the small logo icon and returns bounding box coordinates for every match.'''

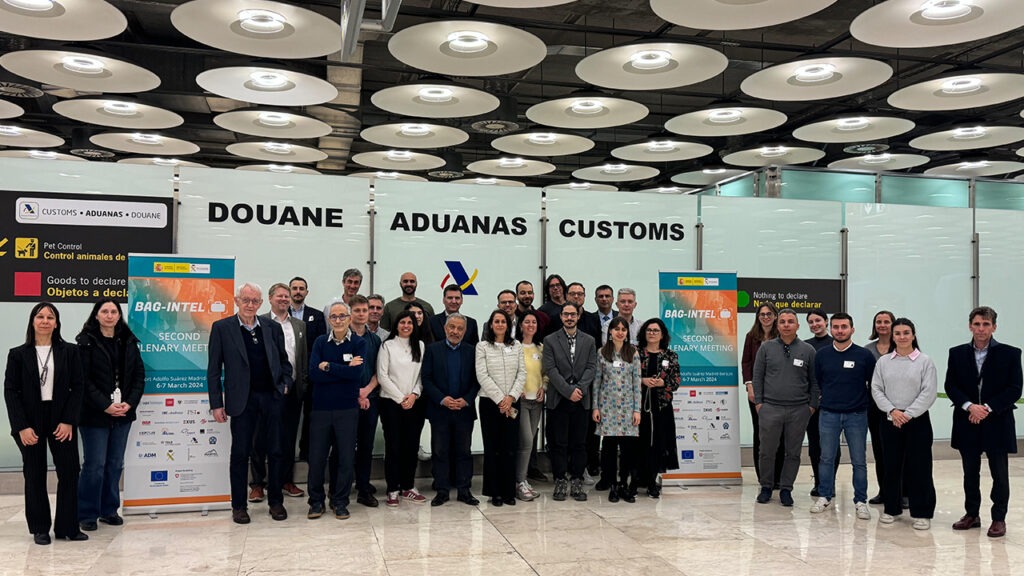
[439,261,479,296]
[150,470,168,482]
[19,202,39,220]
[13,271,41,297]
[14,238,37,259]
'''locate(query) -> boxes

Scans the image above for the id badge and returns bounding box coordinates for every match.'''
[343,353,353,362]
[843,360,855,369]
[613,360,624,368]
[111,388,122,404]
[793,358,805,367]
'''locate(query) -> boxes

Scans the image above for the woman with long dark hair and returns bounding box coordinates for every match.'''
[475,309,525,507]
[377,310,427,507]
[742,303,783,486]
[636,318,681,498]
[76,299,145,532]
[515,311,545,501]
[592,317,641,503]
[871,317,937,530]
[404,301,434,345]
[4,302,86,545]
[864,310,896,505]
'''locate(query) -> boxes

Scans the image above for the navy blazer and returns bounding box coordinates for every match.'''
[428,313,479,347]
[207,316,294,417]
[421,340,479,422]
[944,339,1023,454]
[4,341,84,435]
[577,309,604,352]
[295,306,327,356]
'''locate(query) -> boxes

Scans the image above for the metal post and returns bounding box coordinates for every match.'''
[695,222,704,271]
[171,166,180,253]
[539,190,548,282]
[972,231,980,308]
[874,173,882,204]
[367,186,376,294]
[840,227,849,311]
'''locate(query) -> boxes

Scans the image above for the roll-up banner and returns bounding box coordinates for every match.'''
[123,254,235,514]
[659,271,742,485]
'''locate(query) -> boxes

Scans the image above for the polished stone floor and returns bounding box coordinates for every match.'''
[2,459,1023,576]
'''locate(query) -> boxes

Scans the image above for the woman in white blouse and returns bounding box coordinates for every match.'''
[377,310,427,507]
[475,309,525,507]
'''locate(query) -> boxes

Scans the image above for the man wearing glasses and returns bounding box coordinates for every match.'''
[752,308,819,507]
[208,282,294,525]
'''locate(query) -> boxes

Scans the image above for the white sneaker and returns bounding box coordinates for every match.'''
[582,470,597,486]
[912,518,931,531]
[516,481,536,501]
[417,446,431,461]
[810,497,832,513]
[879,513,896,524]
[855,502,871,520]
[522,480,539,498]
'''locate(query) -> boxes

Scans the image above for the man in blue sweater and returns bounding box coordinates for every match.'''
[810,313,876,519]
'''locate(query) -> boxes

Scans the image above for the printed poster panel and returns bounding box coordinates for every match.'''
[660,271,742,485]
[123,254,235,513]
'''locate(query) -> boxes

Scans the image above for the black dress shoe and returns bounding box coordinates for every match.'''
[57,531,89,541]
[99,513,124,526]
[33,533,51,546]
[490,497,503,507]
[357,492,379,508]
[502,496,516,506]
[232,508,251,524]
[431,492,450,507]
[868,494,884,505]
[608,484,620,503]
[648,485,661,499]
[79,521,98,532]
[457,491,480,506]
[269,503,288,521]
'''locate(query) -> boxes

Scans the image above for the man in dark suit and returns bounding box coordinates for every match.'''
[567,282,603,481]
[945,306,1023,538]
[289,276,326,461]
[421,314,480,506]
[428,284,479,346]
[208,282,294,525]
[250,283,309,502]
[543,302,598,502]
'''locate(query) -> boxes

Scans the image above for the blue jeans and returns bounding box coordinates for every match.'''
[78,420,132,522]
[818,409,868,503]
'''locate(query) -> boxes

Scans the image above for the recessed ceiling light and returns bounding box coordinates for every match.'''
[416,87,454,103]
[386,150,413,162]
[446,31,490,53]
[862,153,892,164]
[760,146,788,158]
[4,0,54,11]
[28,149,57,159]
[940,77,983,94]
[130,133,162,145]
[702,168,727,174]
[267,164,294,173]
[399,124,431,137]
[102,101,138,116]
[249,70,289,89]
[920,0,973,21]
[570,100,604,115]
[237,9,287,34]
[647,141,678,153]
[629,49,672,70]
[475,177,498,185]
[262,142,292,154]
[601,164,629,174]
[375,171,400,179]
[657,186,681,194]
[707,109,743,124]
[498,157,525,168]
[528,133,558,145]
[0,125,22,137]
[793,63,837,83]
[957,160,989,170]
[60,55,106,75]
[836,117,870,131]
[257,112,291,127]
[151,157,180,166]
[952,126,986,139]
[568,182,592,189]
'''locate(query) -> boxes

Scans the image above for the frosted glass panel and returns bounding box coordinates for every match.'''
[0,158,174,197]
[880,175,968,208]
[847,203,973,440]
[717,174,756,197]
[976,180,1024,210]
[780,169,875,203]
[701,196,843,447]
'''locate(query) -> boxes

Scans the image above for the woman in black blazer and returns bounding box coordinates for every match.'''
[3,302,87,545]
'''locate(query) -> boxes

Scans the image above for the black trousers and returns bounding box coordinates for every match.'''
[747,400,784,486]
[307,408,358,509]
[379,398,425,493]
[251,389,300,486]
[230,390,285,509]
[960,448,1010,522]
[880,412,935,518]
[586,418,601,475]
[430,412,475,493]
[354,395,380,494]
[479,397,519,500]
[547,400,589,480]
[806,410,840,489]
[867,403,887,495]
[600,436,637,486]
[17,406,79,536]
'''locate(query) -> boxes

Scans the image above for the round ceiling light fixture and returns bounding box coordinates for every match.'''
[940,77,983,94]
[760,146,789,158]
[257,111,291,127]
[498,157,525,169]
[129,133,161,145]
[862,153,893,164]
[262,142,292,154]
[570,99,604,115]
[102,101,138,116]
[647,141,678,153]
[707,109,743,124]
[0,125,22,137]
[249,70,289,89]
[386,150,413,162]
[836,117,870,131]
[4,0,55,10]
[920,0,974,21]
[151,157,180,166]
[952,126,987,139]
[237,9,287,34]
[629,49,672,70]
[28,149,58,159]
[601,164,629,175]
[60,55,105,75]
[417,87,454,103]
[446,30,490,54]
[793,63,837,83]
[399,123,431,137]
[528,133,557,145]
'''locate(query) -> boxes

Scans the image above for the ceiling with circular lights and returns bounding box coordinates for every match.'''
[0,0,1021,187]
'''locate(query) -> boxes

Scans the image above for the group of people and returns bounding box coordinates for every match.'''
[205,271,681,524]
[744,304,1022,537]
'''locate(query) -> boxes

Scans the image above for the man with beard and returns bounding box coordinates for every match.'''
[366,294,389,340]
[380,272,435,331]
[514,280,549,338]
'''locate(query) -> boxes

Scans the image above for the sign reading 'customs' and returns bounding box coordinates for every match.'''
[0,192,174,303]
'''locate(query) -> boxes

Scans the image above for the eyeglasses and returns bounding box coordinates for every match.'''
[758,312,775,318]
[561,312,578,318]
[238,298,261,306]
[645,328,662,333]
[329,314,351,321]
[499,300,515,306]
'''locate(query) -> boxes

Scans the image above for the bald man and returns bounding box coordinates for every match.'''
[380,272,435,331]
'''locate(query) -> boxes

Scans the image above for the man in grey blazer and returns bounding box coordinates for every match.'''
[208,282,294,525]
[543,302,598,502]
[250,283,309,502]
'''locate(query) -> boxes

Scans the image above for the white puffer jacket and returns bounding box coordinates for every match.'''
[475,340,526,403]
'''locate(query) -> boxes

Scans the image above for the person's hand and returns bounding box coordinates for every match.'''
[641,377,655,388]
[18,428,38,446]
[498,395,513,412]
[536,388,545,402]
[809,406,816,415]
[350,356,364,367]
[359,397,370,410]
[968,403,990,424]
[632,411,641,426]
[653,377,665,388]
[212,408,228,423]
[53,423,73,442]
[570,387,583,402]
[746,386,755,404]
[755,403,762,414]
[319,361,330,372]
[455,398,469,409]
[401,393,418,410]
[890,409,910,428]
[592,409,601,423]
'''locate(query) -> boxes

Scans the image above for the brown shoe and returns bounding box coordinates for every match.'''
[232,509,250,525]
[269,503,288,521]
[987,520,1006,538]
[247,485,265,503]
[952,515,981,530]
[283,483,305,498]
